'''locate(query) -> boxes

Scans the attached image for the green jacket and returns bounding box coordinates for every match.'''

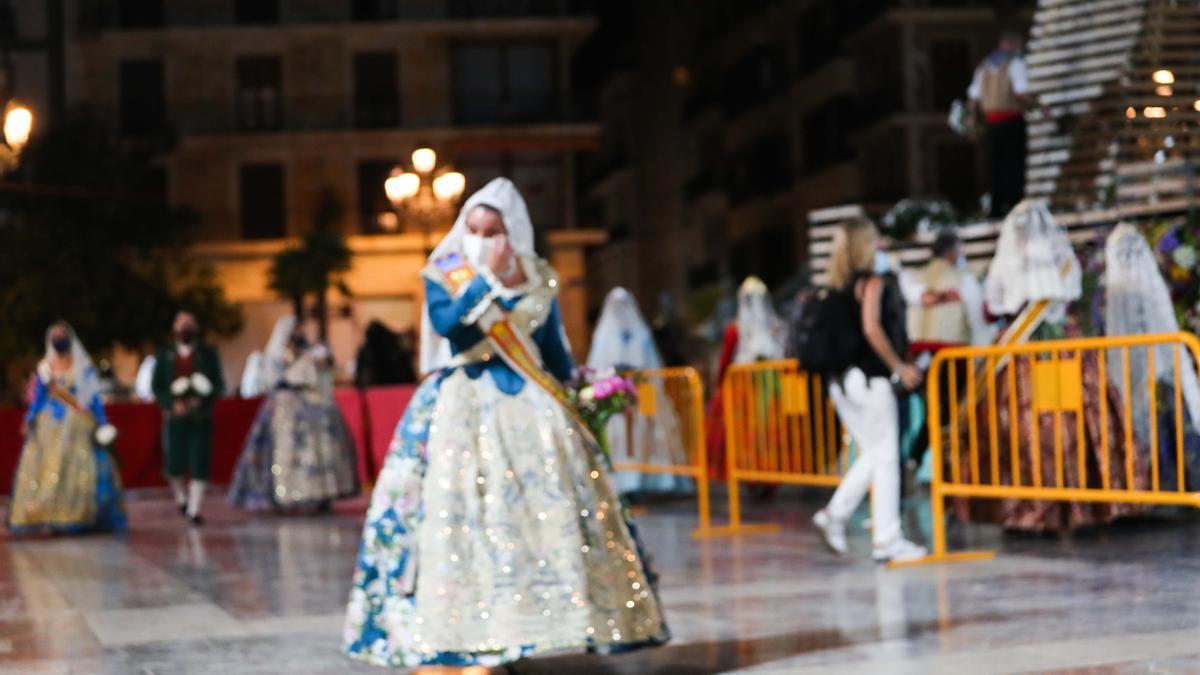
[151,343,225,412]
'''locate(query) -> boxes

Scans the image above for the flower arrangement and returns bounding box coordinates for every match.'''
[1147,220,1200,332]
[567,367,638,466]
[882,198,959,241]
[170,372,214,400]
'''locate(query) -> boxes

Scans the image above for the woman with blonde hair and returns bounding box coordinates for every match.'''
[813,218,926,563]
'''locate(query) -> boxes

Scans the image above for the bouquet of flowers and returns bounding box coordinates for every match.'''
[170,373,214,417]
[1148,220,1200,332]
[567,367,638,466]
[882,198,959,241]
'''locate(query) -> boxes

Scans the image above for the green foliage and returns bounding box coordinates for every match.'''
[266,187,353,338]
[0,113,241,400]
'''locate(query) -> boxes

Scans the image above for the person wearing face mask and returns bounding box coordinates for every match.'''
[6,322,126,535]
[344,178,669,670]
[151,311,225,526]
[229,316,358,512]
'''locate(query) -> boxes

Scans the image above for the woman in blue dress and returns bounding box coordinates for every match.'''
[343,178,668,670]
[6,321,126,535]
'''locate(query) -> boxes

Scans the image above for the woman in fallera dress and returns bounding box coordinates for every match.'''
[343,178,668,671]
[228,316,359,512]
[703,276,786,479]
[6,321,125,535]
[587,287,693,497]
[950,200,1148,530]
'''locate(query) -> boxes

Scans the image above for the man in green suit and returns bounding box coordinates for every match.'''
[152,311,224,525]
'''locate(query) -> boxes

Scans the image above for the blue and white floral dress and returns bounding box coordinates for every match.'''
[343,256,669,668]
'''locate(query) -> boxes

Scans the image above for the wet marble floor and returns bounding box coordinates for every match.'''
[3,488,1200,674]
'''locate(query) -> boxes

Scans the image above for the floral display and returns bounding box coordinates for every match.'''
[567,367,639,465]
[1146,219,1200,332]
[882,198,959,240]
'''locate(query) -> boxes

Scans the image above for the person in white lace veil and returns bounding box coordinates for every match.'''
[1104,223,1200,449]
[734,276,786,363]
[985,198,1081,323]
[228,314,358,511]
[260,315,298,389]
[587,288,693,496]
[239,351,265,398]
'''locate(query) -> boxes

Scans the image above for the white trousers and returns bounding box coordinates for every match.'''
[825,367,901,548]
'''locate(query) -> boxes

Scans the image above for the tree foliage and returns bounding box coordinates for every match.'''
[0,114,241,400]
[267,187,352,339]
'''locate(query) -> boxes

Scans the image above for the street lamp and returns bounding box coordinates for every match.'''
[0,100,31,171]
[382,146,466,251]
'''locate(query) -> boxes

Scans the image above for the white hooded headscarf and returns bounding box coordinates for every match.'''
[985,199,1082,318]
[260,315,297,389]
[734,276,786,363]
[38,322,100,408]
[1104,223,1200,441]
[587,288,662,371]
[419,177,537,375]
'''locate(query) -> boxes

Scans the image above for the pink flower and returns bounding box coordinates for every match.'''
[594,380,613,399]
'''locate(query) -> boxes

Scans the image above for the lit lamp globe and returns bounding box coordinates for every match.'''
[433,171,466,202]
[412,147,437,174]
[385,171,420,203]
[4,104,33,150]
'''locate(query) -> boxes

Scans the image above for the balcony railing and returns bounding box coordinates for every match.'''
[82,0,595,32]
[102,95,590,138]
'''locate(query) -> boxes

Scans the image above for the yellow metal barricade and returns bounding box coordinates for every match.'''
[698,359,850,537]
[897,332,1200,568]
[611,367,717,537]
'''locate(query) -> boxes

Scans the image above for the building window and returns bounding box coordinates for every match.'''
[358,160,397,234]
[457,150,561,228]
[728,134,792,205]
[935,141,978,212]
[803,96,855,174]
[240,163,286,240]
[452,42,557,124]
[236,56,282,132]
[723,46,786,115]
[930,40,972,110]
[235,0,279,24]
[352,0,399,20]
[118,59,166,136]
[354,52,399,129]
[117,0,164,28]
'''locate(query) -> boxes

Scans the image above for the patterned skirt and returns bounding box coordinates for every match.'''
[7,409,125,535]
[228,388,360,510]
[343,369,669,668]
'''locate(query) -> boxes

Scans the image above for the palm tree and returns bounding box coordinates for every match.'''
[266,187,352,339]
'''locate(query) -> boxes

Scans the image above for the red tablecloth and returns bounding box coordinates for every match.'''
[364,386,416,473]
[0,385,417,496]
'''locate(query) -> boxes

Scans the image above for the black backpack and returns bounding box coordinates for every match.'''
[791,286,864,376]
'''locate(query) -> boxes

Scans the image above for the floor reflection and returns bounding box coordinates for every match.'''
[2,488,1200,673]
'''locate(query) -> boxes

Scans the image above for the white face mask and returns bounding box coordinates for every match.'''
[461,234,493,269]
[957,253,967,270]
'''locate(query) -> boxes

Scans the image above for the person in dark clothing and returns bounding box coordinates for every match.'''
[353,321,416,388]
[969,30,1036,218]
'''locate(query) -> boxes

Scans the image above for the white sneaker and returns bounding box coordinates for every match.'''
[813,509,848,556]
[872,538,927,563]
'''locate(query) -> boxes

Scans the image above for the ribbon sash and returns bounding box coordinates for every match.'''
[434,253,594,435]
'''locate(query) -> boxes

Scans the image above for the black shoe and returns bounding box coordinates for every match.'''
[178,504,188,516]
[189,514,204,527]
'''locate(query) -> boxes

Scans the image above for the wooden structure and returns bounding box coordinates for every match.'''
[1025,0,1200,210]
